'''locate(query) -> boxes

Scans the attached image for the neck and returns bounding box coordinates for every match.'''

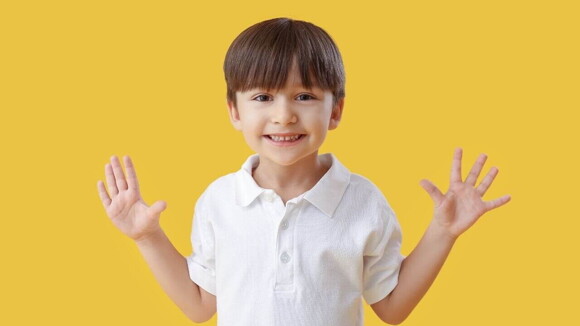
[252,151,329,195]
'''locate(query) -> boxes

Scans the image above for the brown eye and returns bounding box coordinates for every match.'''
[254,95,270,102]
[297,94,315,101]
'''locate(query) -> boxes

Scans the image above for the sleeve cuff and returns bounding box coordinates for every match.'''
[363,254,404,305]
[186,255,217,296]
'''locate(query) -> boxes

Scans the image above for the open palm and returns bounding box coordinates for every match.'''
[97,155,167,241]
[419,148,511,239]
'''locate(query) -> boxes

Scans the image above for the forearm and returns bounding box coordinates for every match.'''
[380,219,457,324]
[134,229,206,322]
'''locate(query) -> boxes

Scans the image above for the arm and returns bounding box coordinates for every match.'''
[135,228,216,323]
[372,148,511,324]
[97,155,216,323]
[371,220,456,325]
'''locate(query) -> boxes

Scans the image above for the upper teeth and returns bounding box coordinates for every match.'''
[270,135,301,141]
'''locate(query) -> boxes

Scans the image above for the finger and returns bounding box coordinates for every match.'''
[110,155,128,191]
[476,166,499,196]
[419,179,445,205]
[484,194,511,211]
[124,155,140,192]
[465,153,487,187]
[149,200,167,216]
[450,147,463,184]
[105,162,118,196]
[97,180,112,208]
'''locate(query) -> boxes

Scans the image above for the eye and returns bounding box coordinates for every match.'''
[253,94,271,102]
[252,93,316,102]
[297,94,315,101]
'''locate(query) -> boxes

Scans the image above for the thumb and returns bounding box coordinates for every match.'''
[149,200,167,216]
[420,179,444,205]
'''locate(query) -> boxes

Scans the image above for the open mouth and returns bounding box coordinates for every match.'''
[263,134,305,143]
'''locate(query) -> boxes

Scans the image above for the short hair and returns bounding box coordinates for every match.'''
[223,17,346,109]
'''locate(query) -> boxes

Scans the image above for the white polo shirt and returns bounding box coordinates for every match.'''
[186,153,405,326]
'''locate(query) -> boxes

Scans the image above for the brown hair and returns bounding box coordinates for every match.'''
[223,17,345,109]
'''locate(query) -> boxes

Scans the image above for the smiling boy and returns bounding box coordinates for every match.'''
[228,57,341,205]
[97,17,511,325]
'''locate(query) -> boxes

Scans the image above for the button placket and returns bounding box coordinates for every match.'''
[274,201,298,291]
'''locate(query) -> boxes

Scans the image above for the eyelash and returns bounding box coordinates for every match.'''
[253,94,315,102]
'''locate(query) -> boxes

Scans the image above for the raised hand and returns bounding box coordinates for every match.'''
[419,148,511,240]
[97,155,167,242]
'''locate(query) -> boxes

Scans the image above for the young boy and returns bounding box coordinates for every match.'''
[97,17,511,325]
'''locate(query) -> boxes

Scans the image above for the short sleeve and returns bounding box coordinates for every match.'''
[362,201,405,305]
[185,192,217,295]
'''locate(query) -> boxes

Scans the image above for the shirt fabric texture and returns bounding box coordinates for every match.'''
[186,153,406,326]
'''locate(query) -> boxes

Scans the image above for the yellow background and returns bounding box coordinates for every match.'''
[1,0,578,325]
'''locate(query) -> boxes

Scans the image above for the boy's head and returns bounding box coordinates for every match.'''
[223,17,347,167]
[223,17,345,110]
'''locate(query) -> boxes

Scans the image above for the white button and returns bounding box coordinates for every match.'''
[280,252,290,263]
[281,220,288,230]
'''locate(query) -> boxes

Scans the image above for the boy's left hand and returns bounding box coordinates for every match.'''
[419,148,511,240]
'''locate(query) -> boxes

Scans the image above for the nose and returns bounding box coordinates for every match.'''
[270,100,297,125]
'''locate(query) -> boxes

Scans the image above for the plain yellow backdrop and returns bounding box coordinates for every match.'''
[1,0,578,325]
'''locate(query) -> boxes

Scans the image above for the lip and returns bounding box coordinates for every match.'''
[263,134,306,147]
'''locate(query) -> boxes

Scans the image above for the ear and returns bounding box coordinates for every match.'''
[226,99,242,131]
[328,97,345,130]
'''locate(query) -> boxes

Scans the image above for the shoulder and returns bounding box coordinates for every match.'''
[195,171,238,209]
[345,172,399,226]
[347,173,392,207]
[205,171,237,193]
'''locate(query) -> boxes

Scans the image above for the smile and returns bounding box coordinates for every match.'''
[263,134,306,146]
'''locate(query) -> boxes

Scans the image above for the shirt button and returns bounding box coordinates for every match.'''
[281,220,289,230]
[280,252,291,263]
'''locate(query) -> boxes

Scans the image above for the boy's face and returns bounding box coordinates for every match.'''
[227,60,344,167]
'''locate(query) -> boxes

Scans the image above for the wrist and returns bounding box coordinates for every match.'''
[134,228,165,246]
[428,220,459,244]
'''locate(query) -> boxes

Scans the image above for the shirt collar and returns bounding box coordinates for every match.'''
[234,153,351,218]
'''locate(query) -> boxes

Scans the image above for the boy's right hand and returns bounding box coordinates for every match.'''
[97,155,167,242]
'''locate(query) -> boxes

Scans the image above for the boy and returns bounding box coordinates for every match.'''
[97,17,511,325]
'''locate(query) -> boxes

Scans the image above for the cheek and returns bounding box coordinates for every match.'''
[240,115,262,129]
[303,113,331,132]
